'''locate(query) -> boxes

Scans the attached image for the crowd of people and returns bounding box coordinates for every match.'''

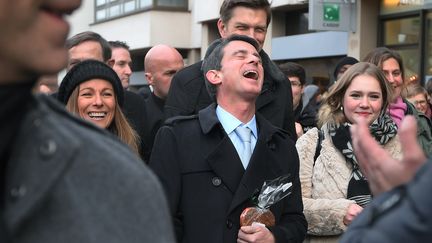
[2,0,432,242]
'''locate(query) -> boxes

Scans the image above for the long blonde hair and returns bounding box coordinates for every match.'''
[66,86,140,156]
[318,62,393,128]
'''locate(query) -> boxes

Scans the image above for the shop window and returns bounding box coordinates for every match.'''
[379,0,432,84]
[382,16,420,84]
[383,17,420,45]
[398,49,420,83]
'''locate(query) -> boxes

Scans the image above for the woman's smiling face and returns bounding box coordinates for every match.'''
[343,74,384,125]
[77,79,116,129]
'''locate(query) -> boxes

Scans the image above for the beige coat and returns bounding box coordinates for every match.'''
[296,127,402,243]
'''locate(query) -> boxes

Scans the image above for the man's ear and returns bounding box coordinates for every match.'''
[206,70,222,85]
[145,72,153,86]
[217,19,227,38]
[107,59,115,67]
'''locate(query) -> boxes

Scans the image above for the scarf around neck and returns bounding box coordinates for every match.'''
[388,96,407,127]
[328,113,397,207]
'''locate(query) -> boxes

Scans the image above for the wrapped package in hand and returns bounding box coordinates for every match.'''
[240,175,292,227]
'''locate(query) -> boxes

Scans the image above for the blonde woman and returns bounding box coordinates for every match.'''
[296,62,402,242]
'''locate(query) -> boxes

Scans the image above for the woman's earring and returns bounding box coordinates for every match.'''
[340,106,344,111]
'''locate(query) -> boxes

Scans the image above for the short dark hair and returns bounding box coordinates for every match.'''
[279,62,306,85]
[108,40,130,50]
[66,31,112,62]
[363,47,405,82]
[202,35,260,101]
[219,0,272,27]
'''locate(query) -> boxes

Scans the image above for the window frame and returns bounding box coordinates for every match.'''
[94,0,188,23]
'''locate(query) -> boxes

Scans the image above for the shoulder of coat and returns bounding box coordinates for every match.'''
[164,114,198,126]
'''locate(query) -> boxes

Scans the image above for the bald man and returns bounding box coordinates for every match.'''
[145,44,184,99]
[142,44,184,161]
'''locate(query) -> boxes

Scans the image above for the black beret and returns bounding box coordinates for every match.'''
[57,60,124,107]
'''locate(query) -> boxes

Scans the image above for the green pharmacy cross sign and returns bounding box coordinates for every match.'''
[323,3,340,22]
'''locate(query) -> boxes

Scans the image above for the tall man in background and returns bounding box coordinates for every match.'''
[165,0,296,140]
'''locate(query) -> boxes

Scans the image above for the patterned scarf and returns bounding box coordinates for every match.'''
[328,113,397,207]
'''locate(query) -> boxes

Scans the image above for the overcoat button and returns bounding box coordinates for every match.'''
[212,177,221,186]
[33,118,41,127]
[39,139,57,158]
[10,185,27,201]
[226,219,233,229]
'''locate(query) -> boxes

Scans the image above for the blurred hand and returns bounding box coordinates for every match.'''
[343,203,363,226]
[237,223,275,243]
[350,116,426,195]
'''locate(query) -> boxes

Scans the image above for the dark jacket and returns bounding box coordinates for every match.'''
[164,49,296,141]
[122,90,149,161]
[294,97,318,134]
[142,92,165,162]
[150,104,307,243]
[5,95,174,243]
[340,160,432,243]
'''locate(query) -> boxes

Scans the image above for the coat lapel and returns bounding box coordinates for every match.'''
[199,104,245,194]
[206,137,245,194]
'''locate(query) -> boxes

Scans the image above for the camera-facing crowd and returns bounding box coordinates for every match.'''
[2,0,432,243]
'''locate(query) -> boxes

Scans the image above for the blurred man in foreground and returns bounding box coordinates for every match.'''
[0,0,174,242]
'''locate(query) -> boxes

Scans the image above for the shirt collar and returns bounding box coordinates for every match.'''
[216,105,257,139]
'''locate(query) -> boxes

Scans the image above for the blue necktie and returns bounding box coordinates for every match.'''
[235,126,252,169]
